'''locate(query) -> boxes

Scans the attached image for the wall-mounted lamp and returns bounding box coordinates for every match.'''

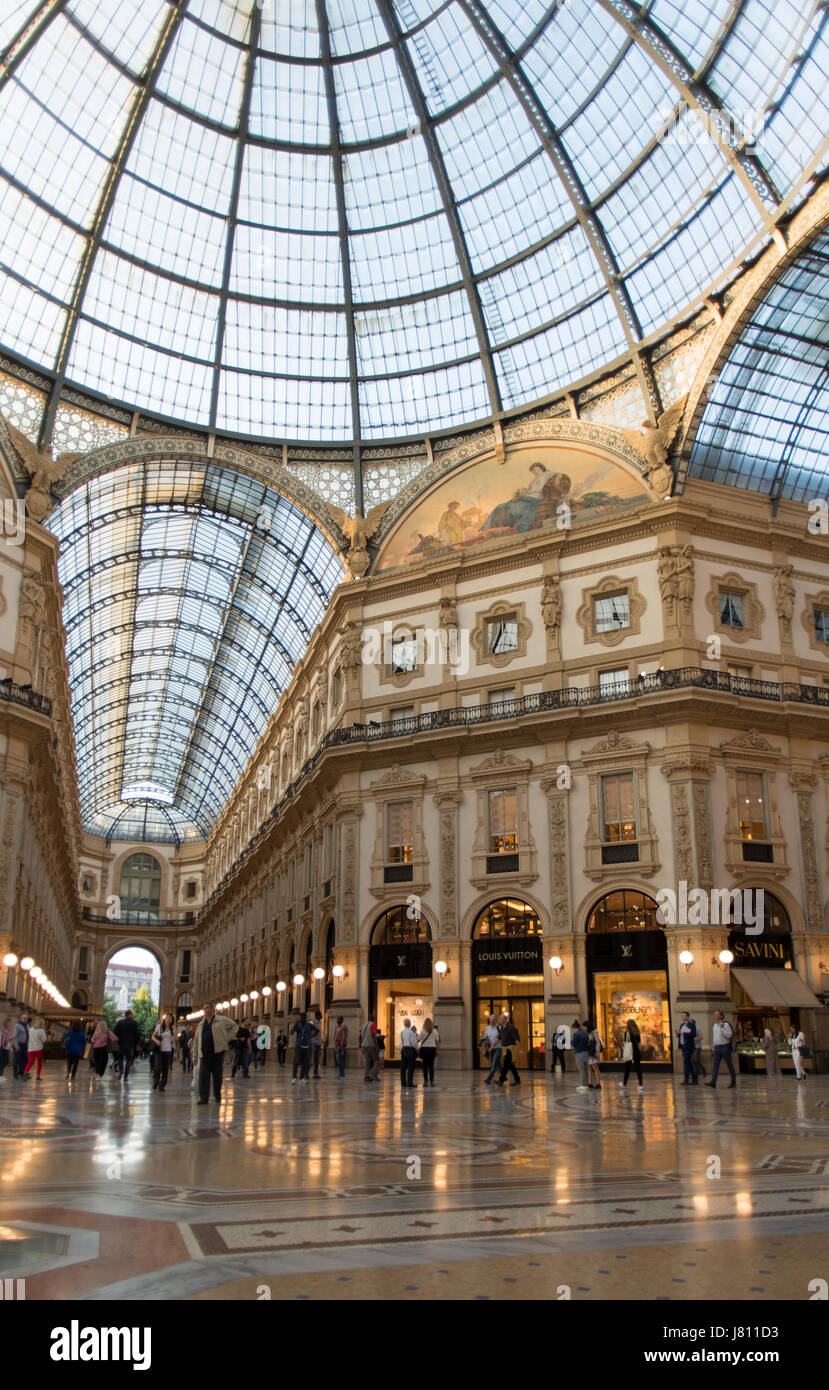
[30,966,42,980]
[332,964,348,981]
[240,993,249,1003]
[261,986,272,997]
[20,957,34,972]
[293,973,305,987]
[548,956,563,975]
[230,997,239,1007]
[2,953,18,968]
[434,960,449,976]
[714,949,734,970]
[385,993,394,1004]
[249,990,259,1001]
[276,981,287,993]
[679,950,694,971]
[313,967,325,981]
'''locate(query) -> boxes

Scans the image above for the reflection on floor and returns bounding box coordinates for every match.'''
[0,1060,827,1301]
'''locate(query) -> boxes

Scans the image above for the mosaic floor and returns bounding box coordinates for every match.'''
[0,1059,827,1302]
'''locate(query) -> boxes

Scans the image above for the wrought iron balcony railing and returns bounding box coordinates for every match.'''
[0,677,52,715]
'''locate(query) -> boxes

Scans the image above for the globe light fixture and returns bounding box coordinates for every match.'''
[20,957,34,971]
[3,953,18,967]
[331,965,344,980]
[249,989,259,1000]
[718,949,734,967]
[30,966,42,980]
[240,993,249,1003]
[231,997,239,1007]
[261,986,272,997]
[548,956,563,975]
[313,967,325,980]
[434,960,448,976]
[293,973,305,987]
[276,981,287,993]
[679,950,694,970]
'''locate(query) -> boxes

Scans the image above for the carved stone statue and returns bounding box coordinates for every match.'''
[17,576,47,686]
[541,576,562,635]
[3,417,80,523]
[339,620,363,671]
[620,396,687,500]
[658,544,694,624]
[438,595,457,630]
[674,544,695,606]
[773,564,795,624]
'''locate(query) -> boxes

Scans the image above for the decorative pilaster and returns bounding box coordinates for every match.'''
[335,799,363,945]
[433,789,462,937]
[790,771,822,931]
[540,781,571,933]
[661,757,714,890]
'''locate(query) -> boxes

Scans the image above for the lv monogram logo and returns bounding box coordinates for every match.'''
[396,954,406,967]
[620,943,633,957]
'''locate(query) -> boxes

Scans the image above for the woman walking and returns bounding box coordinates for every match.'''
[90,1019,117,1078]
[22,1017,47,1081]
[62,1020,86,1079]
[0,1018,11,1083]
[789,1024,807,1081]
[762,1027,781,1077]
[152,1013,176,1092]
[418,1018,439,1087]
[586,1020,603,1089]
[618,1018,644,1091]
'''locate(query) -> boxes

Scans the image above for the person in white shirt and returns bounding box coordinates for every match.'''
[705,1010,736,1089]
[400,1018,419,1089]
[151,1013,176,1093]
[479,1015,501,1084]
[788,1025,807,1080]
[418,1018,440,1087]
[22,1018,47,1081]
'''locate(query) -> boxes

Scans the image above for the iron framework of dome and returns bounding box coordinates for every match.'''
[0,0,827,454]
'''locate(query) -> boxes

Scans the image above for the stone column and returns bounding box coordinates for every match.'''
[0,767,28,944]
[539,779,579,1033]
[433,788,461,936]
[661,758,715,1071]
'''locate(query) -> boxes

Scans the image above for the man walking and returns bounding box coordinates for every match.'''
[497,1012,521,1086]
[12,1013,29,1079]
[192,1003,237,1105]
[677,1011,698,1085]
[571,1020,590,1092]
[359,1015,378,1083]
[705,1010,737,1089]
[400,1017,419,1088]
[290,1012,314,1085]
[332,1016,348,1079]
[114,1009,140,1084]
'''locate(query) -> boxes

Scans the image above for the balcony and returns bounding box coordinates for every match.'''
[0,678,52,716]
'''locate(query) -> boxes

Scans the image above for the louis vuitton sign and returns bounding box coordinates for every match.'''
[473,938,543,975]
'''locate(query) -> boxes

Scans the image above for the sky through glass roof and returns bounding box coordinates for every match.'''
[0,0,826,444]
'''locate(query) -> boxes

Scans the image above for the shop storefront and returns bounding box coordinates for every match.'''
[586,891,673,1070]
[369,906,432,1061]
[727,895,821,1071]
[472,898,545,1069]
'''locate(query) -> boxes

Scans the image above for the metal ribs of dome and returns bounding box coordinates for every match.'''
[0,0,827,468]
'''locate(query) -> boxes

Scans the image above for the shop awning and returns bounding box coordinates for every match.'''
[732,967,823,1008]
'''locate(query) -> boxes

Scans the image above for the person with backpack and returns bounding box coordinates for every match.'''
[572,1020,590,1091]
[705,1010,736,1089]
[496,1012,521,1086]
[586,1020,603,1088]
[617,1017,644,1091]
[677,1011,698,1085]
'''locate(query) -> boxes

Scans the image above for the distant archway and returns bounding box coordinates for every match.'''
[104,946,162,1034]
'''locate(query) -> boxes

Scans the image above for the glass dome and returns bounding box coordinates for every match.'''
[0,0,826,444]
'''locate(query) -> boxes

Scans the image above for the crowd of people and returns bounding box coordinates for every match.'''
[0,1005,811,1098]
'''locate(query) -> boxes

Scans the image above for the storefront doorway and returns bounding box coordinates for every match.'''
[472,898,545,1069]
[369,905,432,1062]
[586,891,672,1070]
[727,894,820,1072]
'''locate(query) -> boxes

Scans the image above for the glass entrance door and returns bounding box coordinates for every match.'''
[475,991,545,1069]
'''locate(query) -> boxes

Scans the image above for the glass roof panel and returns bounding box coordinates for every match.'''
[688,230,829,505]
[50,460,344,841]
[0,0,824,444]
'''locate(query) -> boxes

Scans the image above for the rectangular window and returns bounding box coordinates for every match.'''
[719,591,745,627]
[599,668,629,695]
[185,880,197,898]
[181,950,191,976]
[736,771,767,840]
[601,772,637,842]
[78,946,89,974]
[486,614,518,654]
[391,634,417,673]
[389,704,414,726]
[488,787,518,853]
[489,686,516,710]
[386,800,414,863]
[727,664,752,677]
[814,609,829,643]
[593,591,629,633]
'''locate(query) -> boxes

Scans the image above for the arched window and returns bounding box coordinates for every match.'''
[473,898,541,938]
[118,853,161,924]
[587,890,660,932]
[372,905,431,943]
[71,990,87,1010]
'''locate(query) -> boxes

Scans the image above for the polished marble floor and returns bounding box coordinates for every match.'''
[0,1057,827,1301]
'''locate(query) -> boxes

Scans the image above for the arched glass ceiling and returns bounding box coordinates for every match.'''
[687,229,829,503]
[0,0,826,444]
[49,460,343,842]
